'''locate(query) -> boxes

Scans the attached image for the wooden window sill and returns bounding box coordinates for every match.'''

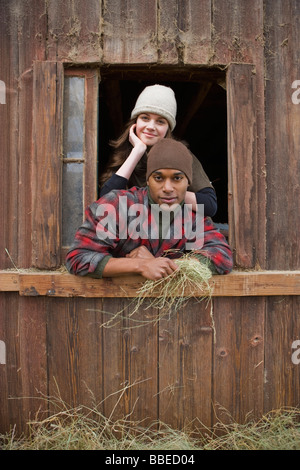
[0,270,300,297]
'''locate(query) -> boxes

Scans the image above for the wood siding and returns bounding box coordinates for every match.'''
[0,0,300,434]
[1,292,300,433]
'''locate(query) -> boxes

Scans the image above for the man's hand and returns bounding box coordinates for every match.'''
[126,246,155,259]
[102,253,178,280]
[137,257,178,281]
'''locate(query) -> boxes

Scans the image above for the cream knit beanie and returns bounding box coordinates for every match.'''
[131,84,177,131]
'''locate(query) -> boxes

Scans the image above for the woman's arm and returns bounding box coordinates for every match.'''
[185,187,217,216]
[115,124,146,179]
[99,125,146,197]
[99,174,128,197]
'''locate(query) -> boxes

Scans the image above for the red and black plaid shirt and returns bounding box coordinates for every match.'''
[66,187,233,276]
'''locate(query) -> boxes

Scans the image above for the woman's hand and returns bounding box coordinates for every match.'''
[129,124,147,155]
[115,125,147,180]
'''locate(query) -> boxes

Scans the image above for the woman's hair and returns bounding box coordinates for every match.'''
[99,117,173,187]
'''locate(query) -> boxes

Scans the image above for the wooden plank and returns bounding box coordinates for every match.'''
[158,299,213,430]
[0,272,19,291]
[227,64,259,268]
[11,270,300,298]
[212,0,263,64]
[0,293,24,433]
[47,297,104,411]
[102,298,158,425]
[82,69,99,207]
[264,296,300,411]
[47,0,101,62]
[159,0,211,65]
[32,61,63,269]
[17,297,48,425]
[102,0,157,63]
[17,0,47,267]
[0,2,19,269]
[264,0,300,269]
[212,297,264,424]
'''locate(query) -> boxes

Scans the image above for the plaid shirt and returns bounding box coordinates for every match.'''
[66,187,233,276]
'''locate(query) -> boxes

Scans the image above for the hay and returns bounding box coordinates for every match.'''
[136,253,213,312]
[100,253,214,330]
[2,403,300,450]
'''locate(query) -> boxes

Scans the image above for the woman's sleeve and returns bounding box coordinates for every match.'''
[99,174,128,197]
[189,153,218,218]
[195,187,218,218]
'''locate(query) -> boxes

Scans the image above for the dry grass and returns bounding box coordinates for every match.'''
[1,401,300,450]
[100,253,213,329]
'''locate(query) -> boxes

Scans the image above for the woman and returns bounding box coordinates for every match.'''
[99,84,217,216]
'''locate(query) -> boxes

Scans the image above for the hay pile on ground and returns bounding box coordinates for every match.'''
[1,405,300,450]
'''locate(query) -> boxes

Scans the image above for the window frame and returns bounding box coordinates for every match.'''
[31,62,99,267]
[31,61,262,273]
[61,68,99,259]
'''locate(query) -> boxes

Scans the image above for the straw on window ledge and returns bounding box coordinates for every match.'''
[98,253,214,331]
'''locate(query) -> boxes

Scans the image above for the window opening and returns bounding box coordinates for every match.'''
[98,70,228,228]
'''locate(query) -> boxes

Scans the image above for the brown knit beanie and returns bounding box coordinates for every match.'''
[146,139,193,184]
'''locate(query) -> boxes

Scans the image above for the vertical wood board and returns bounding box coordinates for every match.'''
[265,0,300,269]
[47,0,101,62]
[32,61,63,268]
[0,2,19,269]
[212,0,263,64]
[102,298,158,425]
[227,64,259,268]
[102,0,157,63]
[213,297,264,424]
[264,296,300,411]
[158,0,212,64]
[158,299,213,429]
[46,298,103,411]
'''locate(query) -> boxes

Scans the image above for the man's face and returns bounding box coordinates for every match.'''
[147,169,189,207]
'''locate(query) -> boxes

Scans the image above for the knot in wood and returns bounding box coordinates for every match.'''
[250,335,263,347]
[217,347,229,358]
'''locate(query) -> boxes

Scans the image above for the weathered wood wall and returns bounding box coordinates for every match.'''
[1,292,300,433]
[0,0,300,434]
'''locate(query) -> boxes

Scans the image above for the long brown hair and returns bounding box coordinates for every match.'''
[99,117,173,188]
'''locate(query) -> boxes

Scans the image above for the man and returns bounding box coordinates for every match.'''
[66,139,233,280]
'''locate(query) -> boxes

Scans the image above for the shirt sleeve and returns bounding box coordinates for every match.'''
[198,218,233,275]
[65,198,119,277]
[195,187,218,218]
[99,174,128,197]
[189,153,214,192]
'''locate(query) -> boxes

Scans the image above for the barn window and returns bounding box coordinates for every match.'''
[32,62,256,270]
[97,68,228,228]
[96,65,258,269]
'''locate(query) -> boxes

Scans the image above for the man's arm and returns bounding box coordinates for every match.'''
[102,256,178,281]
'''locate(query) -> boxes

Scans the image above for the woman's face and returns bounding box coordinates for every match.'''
[135,113,169,147]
